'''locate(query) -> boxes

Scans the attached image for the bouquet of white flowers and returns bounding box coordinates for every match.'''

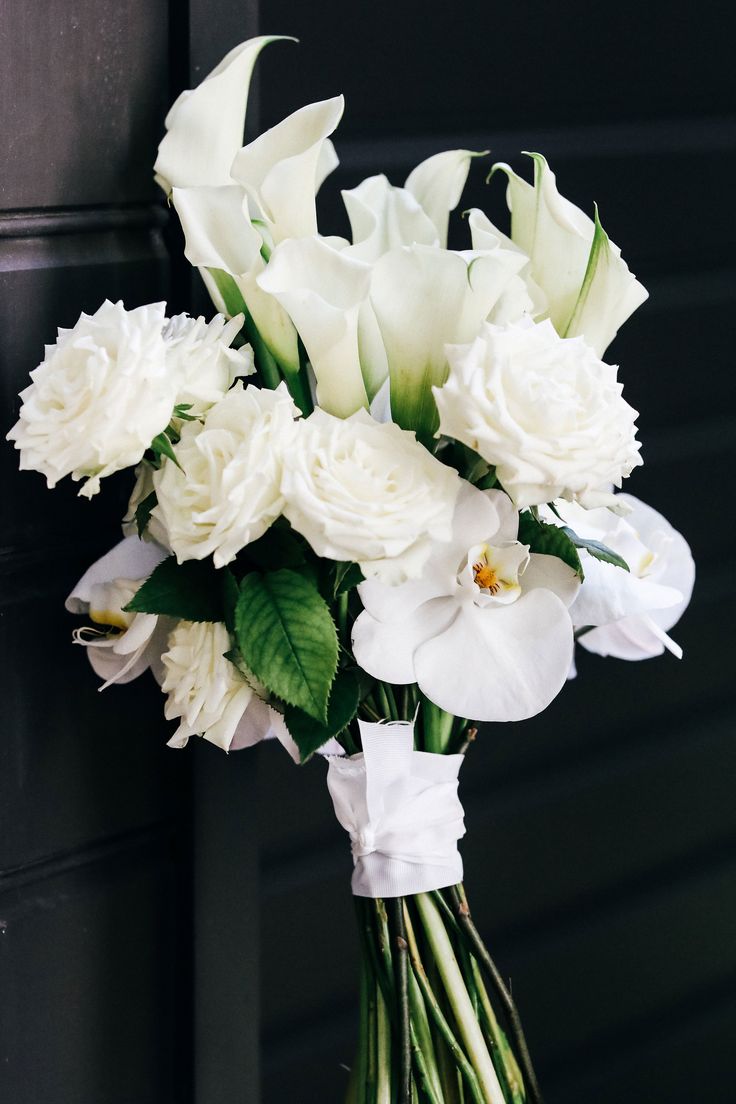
[7,35,695,1104]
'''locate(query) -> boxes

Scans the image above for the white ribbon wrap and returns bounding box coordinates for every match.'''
[326,719,465,898]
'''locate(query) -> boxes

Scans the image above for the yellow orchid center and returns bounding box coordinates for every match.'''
[473,561,500,594]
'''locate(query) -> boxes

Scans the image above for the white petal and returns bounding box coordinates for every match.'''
[351,599,457,685]
[522,553,581,608]
[405,150,482,247]
[571,555,683,628]
[414,591,573,722]
[342,174,438,262]
[154,36,287,192]
[66,537,168,614]
[231,96,344,242]
[258,237,371,416]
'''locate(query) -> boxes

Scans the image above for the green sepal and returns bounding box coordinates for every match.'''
[333,562,364,598]
[124,556,225,622]
[173,402,197,423]
[134,491,158,539]
[150,431,182,470]
[284,668,361,763]
[518,512,584,580]
[234,569,338,723]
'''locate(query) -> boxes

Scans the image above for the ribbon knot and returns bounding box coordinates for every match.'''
[326,719,466,898]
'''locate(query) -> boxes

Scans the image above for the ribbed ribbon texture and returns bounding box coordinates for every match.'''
[326,719,465,898]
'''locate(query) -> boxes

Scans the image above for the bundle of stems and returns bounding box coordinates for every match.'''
[345,885,542,1104]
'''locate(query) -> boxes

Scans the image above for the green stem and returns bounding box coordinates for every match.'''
[376,983,392,1104]
[390,899,412,1104]
[410,1022,443,1104]
[407,957,443,1100]
[420,694,454,754]
[244,315,282,391]
[356,954,370,1104]
[415,893,507,1104]
[448,887,543,1104]
[471,958,525,1104]
[403,903,485,1104]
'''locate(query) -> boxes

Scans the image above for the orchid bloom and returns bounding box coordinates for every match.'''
[65,537,170,689]
[352,482,579,721]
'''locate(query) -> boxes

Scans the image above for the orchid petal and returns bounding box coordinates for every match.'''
[521,553,580,608]
[414,592,573,721]
[257,237,371,416]
[66,537,167,614]
[352,598,458,685]
[231,96,344,243]
[154,36,288,193]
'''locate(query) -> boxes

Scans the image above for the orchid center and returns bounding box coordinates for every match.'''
[461,541,529,606]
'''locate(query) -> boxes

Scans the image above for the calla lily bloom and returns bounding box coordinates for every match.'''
[352,483,579,722]
[491,153,648,355]
[154,36,289,194]
[405,149,485,247]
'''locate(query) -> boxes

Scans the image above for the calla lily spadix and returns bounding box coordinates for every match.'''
[154,35,291,194]
[369,244,527,441]
[230,96,344,244]
[172,183,300,373]
[490,153,648,356]
[257,237,372,417]
[352,482,579,722]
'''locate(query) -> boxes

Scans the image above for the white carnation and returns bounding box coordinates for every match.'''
[281,408,460,584]
[163,312,253,415]
[435,317,642,508]
[7,300,177,497]
[160,620,270,751]
[152,382,299,567]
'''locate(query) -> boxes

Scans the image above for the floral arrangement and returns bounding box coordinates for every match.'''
[7,35,695,1104]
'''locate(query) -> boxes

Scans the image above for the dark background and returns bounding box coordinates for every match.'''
[1,2,734,1102]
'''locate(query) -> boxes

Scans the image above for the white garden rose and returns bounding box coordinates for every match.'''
[545,496,695,660]
[152,382,299,567]
[160,620,273,751]
[66,536,171,688]
[281,408,460,584]
[435,317,642,508]
[7,300,178,497]
[163,312,253,415]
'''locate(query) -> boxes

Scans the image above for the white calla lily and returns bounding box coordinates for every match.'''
[257,236,371,417]
[369,245,524,439]
[466,208,546,321]
[342,174,439,261]
[230,96,344,243]
[154,36,288,194]
[405,149,485,247]
[172,184,299,372]
[492,153,648,355]
[352,483,578,721]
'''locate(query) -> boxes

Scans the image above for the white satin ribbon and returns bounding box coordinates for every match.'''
[326,719,465,898]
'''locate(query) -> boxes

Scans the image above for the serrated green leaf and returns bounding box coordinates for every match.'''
[125,556,224,621]
[285,668,360,763]
[333,561,364,598]
[235,570,338,723]
[560,527,630,572]
[517,512,584,580]
[134,491,158,539]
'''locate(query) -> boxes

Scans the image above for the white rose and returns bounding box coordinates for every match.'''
[160,620,273,751]
[547,496,695,660]
[435,317,642,508]
[281,408,460,584]
[152,382,299,568]
[7,300,177,497]
[163,312,253,415]
[65,536,171,687]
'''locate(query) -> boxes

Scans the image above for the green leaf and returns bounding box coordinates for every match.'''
[333,561,364,598]
[125,556,224,622]
[150,431,183,470]
[173,402,198,422]
[134,491,157,539]
[235,570,338,723]
[560,527,630,572]
[284,668,361,763]
[242,521,308,572]
[517,512,584,580]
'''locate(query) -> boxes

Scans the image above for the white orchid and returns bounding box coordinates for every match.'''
[490,153,648,355]
[352,483,579,721]
[545,496,695,660]
[154,36,289,194]
[65,537,171,688]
